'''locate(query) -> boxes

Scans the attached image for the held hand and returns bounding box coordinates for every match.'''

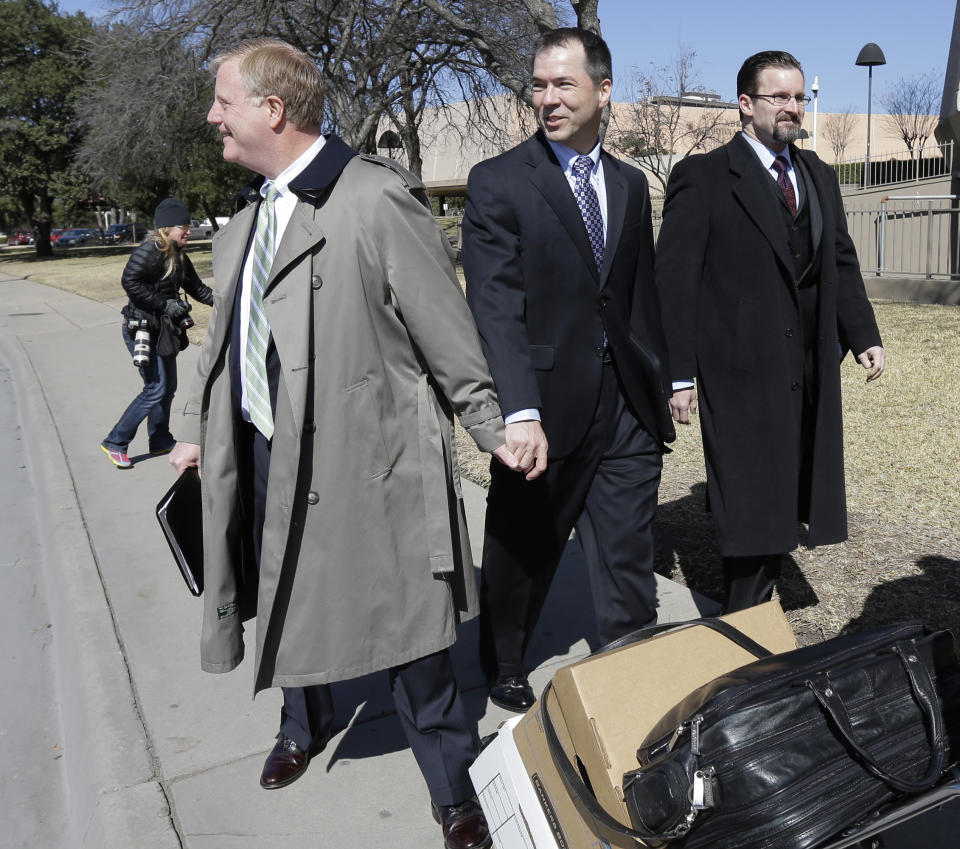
[857,346,886,382]
[492,444,520,472]
[170,441,201,476]
[669,388,698,425]
[505,420,549,481]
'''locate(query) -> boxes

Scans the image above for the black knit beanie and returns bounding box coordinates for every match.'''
[154,198,190,229]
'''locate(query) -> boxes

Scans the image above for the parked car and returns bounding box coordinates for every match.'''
[103,222,149,244]
[188,217,229,239]
[6,230,35,246]
[54,228,103,248]
[50,228,67,243]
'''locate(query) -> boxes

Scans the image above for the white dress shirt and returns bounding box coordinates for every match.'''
[238,134,326,424]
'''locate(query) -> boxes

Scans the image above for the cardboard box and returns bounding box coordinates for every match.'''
[512,689,621,848]
[549,601,797,828]
[493,601,797,848]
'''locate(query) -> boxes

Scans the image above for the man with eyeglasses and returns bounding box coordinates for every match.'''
[656,50,885,612]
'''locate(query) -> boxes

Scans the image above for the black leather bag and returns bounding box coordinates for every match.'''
[543,620,960,849]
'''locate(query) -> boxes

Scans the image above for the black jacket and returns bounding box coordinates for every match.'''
[462,131,675,457]
[121,239,214,329]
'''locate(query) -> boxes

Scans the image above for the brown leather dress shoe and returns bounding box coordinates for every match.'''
[489,675,535,713]
[432,800,492,849]
[259,731,331,789]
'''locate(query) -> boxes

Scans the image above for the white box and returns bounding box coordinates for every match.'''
[470,716,565,849]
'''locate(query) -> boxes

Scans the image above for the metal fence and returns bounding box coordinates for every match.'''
[833,139,954,188]
[651,195,959,280]
[845,195,960,280]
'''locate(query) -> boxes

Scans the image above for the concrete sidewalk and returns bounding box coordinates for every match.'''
[0,272,718,849]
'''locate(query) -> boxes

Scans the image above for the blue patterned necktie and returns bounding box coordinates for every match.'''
[245,186,280,439]
[572,155,605,271]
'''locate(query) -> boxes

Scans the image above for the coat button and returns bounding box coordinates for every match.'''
[311,275,323,289]
[791,381,801,391]
[306,491,320,504]
[599,296,609,308]
[595,346,605,358]
[785,328,794,337]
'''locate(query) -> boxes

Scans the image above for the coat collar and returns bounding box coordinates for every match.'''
[235,133,358,208]
[522,130,624,287]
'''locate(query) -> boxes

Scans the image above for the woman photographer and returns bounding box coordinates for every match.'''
[101,198,214,469]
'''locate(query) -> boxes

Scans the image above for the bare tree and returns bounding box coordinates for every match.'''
[419,0,567,106]
[96,0,574,177]
[75,23,244,221]
[880,70,941,159]
[607,49,738,195]
[821,107,858,162]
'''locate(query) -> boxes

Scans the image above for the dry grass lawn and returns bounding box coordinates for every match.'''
[4,243,957,641]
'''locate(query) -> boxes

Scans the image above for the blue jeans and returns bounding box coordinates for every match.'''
[102,324,178,453]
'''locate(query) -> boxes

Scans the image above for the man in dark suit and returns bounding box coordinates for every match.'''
[656,50,886,613]
[462,27,675,712]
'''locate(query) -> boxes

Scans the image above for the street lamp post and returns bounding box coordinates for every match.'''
[856,43,886,188]
[811,76,820,152]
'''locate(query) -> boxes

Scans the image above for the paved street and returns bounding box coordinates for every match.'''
[0,357,69,849]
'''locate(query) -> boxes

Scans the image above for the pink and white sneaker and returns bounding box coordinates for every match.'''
[100,444,133,469]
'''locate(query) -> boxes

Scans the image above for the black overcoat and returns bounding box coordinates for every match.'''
[655,134,882,555]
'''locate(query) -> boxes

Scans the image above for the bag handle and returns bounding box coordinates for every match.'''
[597,616,774,660]
[806,639,946,794]
[539,618,774,844]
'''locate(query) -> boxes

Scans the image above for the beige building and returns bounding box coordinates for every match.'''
[382,93,942,202]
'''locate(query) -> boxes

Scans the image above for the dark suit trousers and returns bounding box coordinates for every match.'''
[479,362,662,678]
[722,555,783,612]
[235,418,477,805]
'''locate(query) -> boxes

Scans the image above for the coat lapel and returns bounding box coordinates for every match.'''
[728,134,795,278]
[794,149,824,257]
[600,152,627,290]
[525,134,600,280]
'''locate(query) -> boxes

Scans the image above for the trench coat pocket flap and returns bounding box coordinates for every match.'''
[417,373,456,575]
[529,344,555,370]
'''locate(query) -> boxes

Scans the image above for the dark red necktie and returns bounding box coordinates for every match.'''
[772,156,797,216]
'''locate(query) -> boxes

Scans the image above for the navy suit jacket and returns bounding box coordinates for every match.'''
[462,131,674,458]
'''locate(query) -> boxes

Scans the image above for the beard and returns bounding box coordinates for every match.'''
[772,116,803,144]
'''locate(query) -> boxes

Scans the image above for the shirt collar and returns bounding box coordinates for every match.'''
[547,138,602,177]
[261,135,327,199]
[741,130,794,172]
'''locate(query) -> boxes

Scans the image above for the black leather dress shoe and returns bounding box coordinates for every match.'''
[489,675,535,713]
[432,800,492,849]
[259,731,331,789]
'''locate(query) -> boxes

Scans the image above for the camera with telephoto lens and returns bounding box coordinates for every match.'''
[127,317,151,368]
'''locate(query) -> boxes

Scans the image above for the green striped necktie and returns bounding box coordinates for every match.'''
[245,186,279,439]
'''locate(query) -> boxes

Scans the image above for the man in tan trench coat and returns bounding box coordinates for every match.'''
[170,38,516,849]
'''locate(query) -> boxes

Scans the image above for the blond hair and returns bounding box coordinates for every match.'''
[211,38,324,132]
[150,228,183,280]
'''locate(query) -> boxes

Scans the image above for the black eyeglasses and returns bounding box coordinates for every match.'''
[747,93,812,106]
